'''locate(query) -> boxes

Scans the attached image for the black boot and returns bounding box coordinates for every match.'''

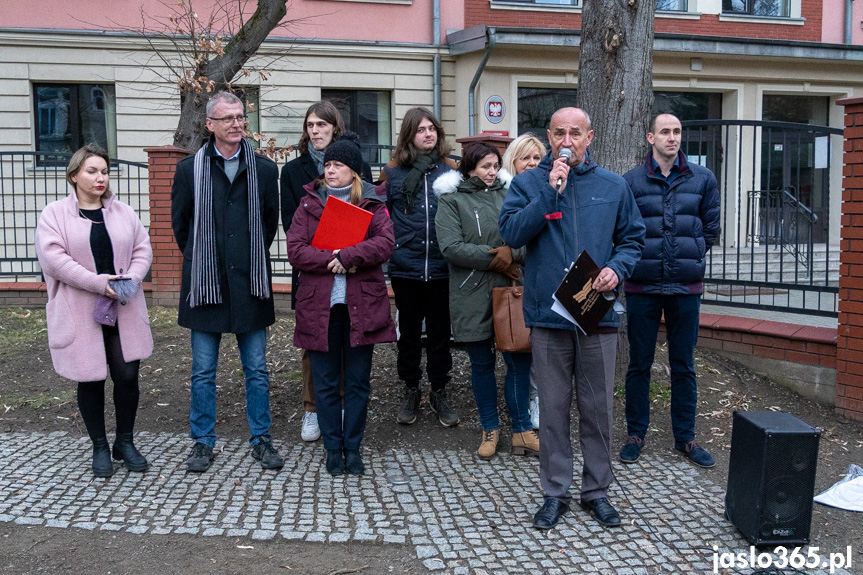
[92,438,114,478]
[326,449,345,476]
[397,387,421,425]
[112,432,149,472]
[344,449,365,475]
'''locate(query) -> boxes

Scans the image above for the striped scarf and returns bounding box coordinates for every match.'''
[189,138,270,308]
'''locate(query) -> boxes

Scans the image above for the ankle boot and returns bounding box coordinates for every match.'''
[511,429,540,457]
[326,449,345,476]
[112,432,149,472]
[477,429,499,461]
[92,438,114,478]
[344,449,365,475]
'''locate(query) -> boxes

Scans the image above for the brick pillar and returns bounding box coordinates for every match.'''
[455,133,514,158]
[144,145,190,307]
[835,97,863,422]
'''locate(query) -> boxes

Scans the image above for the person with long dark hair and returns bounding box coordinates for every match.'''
[434,142,537,460]
[287,133,396,475]
[36,144,153,477]
[383,107,459,427]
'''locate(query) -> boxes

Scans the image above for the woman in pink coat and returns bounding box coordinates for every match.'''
[35,144,154,478]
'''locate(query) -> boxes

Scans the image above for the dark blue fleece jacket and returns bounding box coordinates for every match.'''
[499,150,645,330]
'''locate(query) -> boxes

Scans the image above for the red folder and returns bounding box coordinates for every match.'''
[311,196,373,251]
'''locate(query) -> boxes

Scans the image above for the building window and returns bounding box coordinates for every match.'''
[321,89,392,166]
[493,0,579,5]
[657,0,688,11]
[233,86,261,146]
[517,87,579,146]
[722,0,789,17]
[654,91,723,173]
[653,91,722,123]
[34,83,116,164]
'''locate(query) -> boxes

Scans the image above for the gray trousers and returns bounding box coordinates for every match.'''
[531,327,616,503]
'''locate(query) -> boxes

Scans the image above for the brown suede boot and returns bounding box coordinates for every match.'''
[511,429,540,457]
[477,429,499,460]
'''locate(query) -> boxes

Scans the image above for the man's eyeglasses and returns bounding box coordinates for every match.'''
[208,115,248,125]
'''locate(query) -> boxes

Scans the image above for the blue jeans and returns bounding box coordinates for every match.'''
[624,293,700,444]
[463,338,532,433]
[308,305,373,451]
[190,329,272,447]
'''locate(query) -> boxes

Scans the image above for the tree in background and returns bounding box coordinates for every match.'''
[134,0,305,155]
[576,0,655,371]
[576,0,654,174]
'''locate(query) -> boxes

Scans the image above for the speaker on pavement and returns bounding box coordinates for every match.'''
[725,410,820,547]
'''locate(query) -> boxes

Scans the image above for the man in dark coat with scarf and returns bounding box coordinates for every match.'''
[619,113,721,469]
[171,91,283,472]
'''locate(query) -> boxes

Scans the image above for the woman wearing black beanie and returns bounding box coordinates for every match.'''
[280,102,373,445]
[286,132,396,476]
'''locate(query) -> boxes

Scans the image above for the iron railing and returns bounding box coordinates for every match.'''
[747,187,817,274]
[0,151,149,279]
[0,133,842,318]
[681,119,841,317]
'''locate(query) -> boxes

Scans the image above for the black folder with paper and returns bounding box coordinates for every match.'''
[551,250,617,335]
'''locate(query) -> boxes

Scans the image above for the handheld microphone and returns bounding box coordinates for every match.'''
[556,148,572,190]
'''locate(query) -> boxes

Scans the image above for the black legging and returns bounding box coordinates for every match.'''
[77,324,141,442]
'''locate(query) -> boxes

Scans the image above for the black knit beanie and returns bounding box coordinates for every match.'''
[323,131,363,176]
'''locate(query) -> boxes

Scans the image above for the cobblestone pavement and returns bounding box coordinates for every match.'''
[0,432,852,574]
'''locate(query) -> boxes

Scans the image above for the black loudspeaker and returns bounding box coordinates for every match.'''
[725,411,821,547]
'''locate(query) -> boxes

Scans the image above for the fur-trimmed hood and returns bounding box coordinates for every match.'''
[433,168,512,197]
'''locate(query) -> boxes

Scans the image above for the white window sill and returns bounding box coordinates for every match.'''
[311,0,412,4]
[656,11,702,19]
[718,13,804,25]
[490,1,581,13]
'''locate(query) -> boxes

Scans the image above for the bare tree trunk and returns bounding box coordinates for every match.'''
[577,0,654,174]
[576,0,655,378]
[173,0,288,150]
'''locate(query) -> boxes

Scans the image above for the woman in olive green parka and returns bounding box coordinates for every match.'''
[434,142,538,461]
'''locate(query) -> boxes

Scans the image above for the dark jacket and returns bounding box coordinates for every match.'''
[280,153,373,308]
[623,151,720,295]
[434,170,525,343]
[171,138,279,333]
[499,150,645,330]
[286,181,396,352]
[383,159,457,281]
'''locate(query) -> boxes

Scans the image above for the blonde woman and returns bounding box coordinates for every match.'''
[502,133,547,180]
[501,133,547,430]
[36,144,153,477]
[286,132,396,476]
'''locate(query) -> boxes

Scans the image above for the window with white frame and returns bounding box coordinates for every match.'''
[492,0,579,7]
[321,89,392,167]
[657,0,688,12]
[34,83,116,164]
[723,0,789,17]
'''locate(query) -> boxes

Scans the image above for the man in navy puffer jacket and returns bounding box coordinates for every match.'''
[619,113,720,469]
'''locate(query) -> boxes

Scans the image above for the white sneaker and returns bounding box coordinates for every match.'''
[529,397,540,430]
[301,411,321,442]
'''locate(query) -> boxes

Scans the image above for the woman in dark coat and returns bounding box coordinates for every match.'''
[280,101,373,444]
[286,133,396,476]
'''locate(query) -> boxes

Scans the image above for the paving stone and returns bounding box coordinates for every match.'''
[0,432,853,575]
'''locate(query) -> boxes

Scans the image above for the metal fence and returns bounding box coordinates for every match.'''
[681,120,841,317]
[0,135,844,317]
[0,151,149,279]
